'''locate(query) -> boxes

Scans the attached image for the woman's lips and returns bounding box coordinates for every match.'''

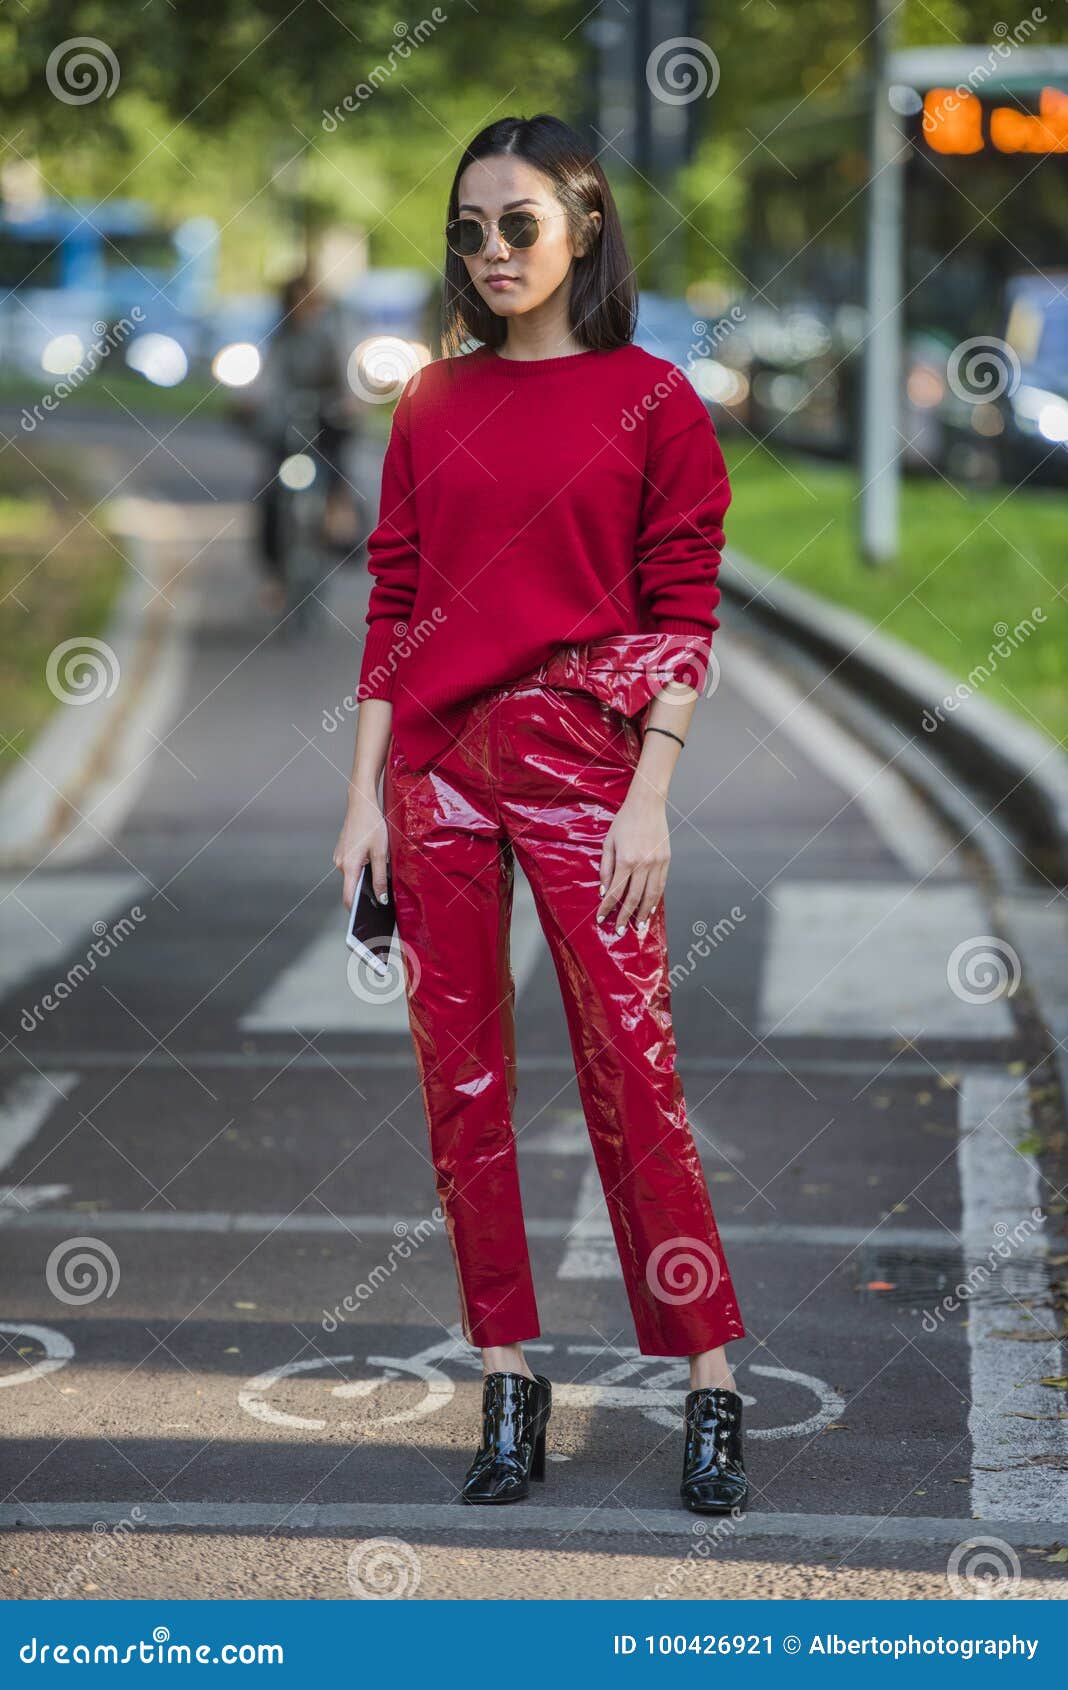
[485,275,519,290]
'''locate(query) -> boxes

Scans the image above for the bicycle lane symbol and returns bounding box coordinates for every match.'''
[238,1325,844,1439]
[0,1323,74,1390]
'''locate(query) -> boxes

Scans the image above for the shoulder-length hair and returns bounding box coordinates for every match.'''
[440,113,637,358]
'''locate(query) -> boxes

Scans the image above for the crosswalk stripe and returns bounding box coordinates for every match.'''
[557,1160,614,1278]
[758,881,1017,1039]
[726,639,953,878]
[239,873,545,1034]
[0,1071,80,1173]
[0,874,144,1004]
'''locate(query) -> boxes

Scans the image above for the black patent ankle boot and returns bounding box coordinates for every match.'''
[460,1370,552,1504]
[680,1385,748,1514]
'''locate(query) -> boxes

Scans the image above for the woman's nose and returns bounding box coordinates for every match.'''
[483,222,510,260]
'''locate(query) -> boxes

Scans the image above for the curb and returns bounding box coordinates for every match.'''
[0,497,206,870]
[721,546,1068,880]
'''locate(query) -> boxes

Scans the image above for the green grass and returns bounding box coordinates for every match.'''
[0,369,228,421]
[0,455,125,776]
[721,440,1068,747]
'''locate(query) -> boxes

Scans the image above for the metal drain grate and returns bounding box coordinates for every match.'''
[853,1245,1053,1310]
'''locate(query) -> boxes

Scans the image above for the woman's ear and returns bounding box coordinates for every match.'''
[578,209,602,257]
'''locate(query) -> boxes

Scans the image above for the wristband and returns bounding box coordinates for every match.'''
[643,725,686,749]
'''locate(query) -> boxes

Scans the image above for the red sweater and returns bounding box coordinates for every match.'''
[357,341,731,771]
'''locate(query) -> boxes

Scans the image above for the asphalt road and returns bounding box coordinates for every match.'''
[1,413,1066,1600]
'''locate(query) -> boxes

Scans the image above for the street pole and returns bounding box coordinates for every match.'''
[585,0,702,297]
[640,0,704,298]
[584,0,639,169]
[858,0,904,566]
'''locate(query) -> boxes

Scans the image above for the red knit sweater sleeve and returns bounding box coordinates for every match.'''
[357,389,420,702]
[636,374,730,643]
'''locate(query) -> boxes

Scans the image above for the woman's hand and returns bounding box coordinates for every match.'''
[597,787,670,933]
[595,675,698,931]
[336,699,394,909]
[333,791,389,911]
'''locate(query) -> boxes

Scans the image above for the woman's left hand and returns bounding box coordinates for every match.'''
[597,790,669,933]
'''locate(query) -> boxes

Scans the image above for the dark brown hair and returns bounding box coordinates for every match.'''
[440,113,637,358]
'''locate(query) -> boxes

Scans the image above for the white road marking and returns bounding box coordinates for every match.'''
[239,872,546,1034]
[0,1500,1046,1546]
[0,874,143,1003]
[0,1323,74,1389]
[0,1073,78,1226]
[551,1349,845,1438]
[959,1070,1068,1523]
[235,1328,843,1441]
[557,1160,614,1278]
[239,1353,454,1433]
[556,1114,745,1280]
[725,639,953,879]
[0,1184,71,1225]
[0,1208,961,1251]
[758,881,1016,1038]
[0,1071,79,1173]
[0,1051,955,1076]
[522,1109,590,1154]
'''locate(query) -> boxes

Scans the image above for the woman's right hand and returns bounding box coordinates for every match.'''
[333,792,390,911]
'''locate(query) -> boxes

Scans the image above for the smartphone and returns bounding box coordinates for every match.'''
[345,861,397,977]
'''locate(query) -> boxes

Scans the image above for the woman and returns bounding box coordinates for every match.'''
[333,113,748,1514]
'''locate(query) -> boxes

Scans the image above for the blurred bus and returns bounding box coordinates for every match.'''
[0,198,217,383]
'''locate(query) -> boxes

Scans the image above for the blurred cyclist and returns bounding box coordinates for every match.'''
[244,269,361,614]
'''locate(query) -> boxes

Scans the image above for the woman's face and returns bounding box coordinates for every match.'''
[454,154,600,320]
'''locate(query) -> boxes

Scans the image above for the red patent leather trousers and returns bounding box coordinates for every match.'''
[382,634,746,1357]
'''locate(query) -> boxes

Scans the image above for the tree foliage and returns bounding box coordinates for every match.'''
[4,1,1065,283]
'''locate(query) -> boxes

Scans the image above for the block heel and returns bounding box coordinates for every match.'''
[460,1371,552,1504]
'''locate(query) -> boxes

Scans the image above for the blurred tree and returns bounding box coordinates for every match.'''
[2,0,1065,290]
[2,1,581,289]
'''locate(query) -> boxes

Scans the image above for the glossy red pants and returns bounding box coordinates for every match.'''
[382,634,746,1357]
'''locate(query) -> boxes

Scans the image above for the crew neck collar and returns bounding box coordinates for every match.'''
[485,345,603,374]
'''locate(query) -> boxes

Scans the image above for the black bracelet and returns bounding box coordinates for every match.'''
[643,725,686,749]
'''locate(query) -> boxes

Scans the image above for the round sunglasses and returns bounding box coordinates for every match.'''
[444,209,566,258]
